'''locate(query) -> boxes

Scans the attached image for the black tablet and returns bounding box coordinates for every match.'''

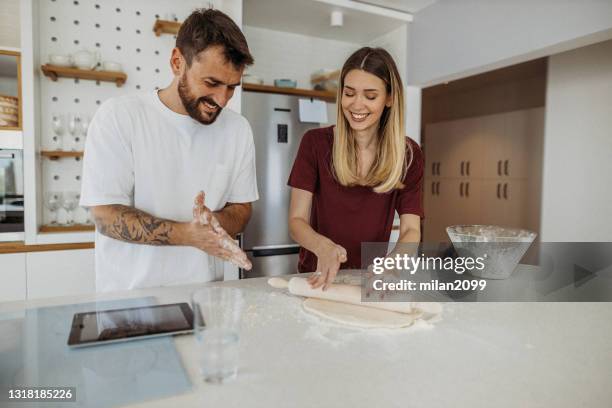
[67,302,194,347]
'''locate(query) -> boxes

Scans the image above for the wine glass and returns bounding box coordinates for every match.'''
[44,191,63,224]
[61,192,79,226]
[85,207,93,225]
[50,113,65,151]
[78,114,90,150]
[67,114,81,151]
[80,115,90,136]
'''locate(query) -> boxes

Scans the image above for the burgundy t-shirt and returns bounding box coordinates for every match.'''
[287,126,424,272]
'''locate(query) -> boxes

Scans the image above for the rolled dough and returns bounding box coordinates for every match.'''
[303,298,421,329]
[288,277,414,314]
[267,277,289,289]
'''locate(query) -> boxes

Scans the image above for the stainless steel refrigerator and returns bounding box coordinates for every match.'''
[240,91,323,278]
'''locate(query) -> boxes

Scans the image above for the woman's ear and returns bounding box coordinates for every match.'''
[385,93,392,107]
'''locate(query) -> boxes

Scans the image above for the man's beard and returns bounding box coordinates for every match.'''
[178,74,222,125]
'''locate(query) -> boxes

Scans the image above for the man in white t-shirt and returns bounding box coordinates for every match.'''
[80,9,258,292]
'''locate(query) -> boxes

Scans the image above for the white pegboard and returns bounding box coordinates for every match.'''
[34,0,230,224]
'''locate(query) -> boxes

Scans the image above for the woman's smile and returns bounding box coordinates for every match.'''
[350,111,370,122]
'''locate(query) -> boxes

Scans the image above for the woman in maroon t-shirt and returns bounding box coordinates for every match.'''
[287,47,424,290]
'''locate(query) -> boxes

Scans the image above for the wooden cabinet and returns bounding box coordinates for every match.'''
[480,179,526,227]
[423,177,444,242]
[425,122,446,178]
[423,108,543,242]
[453,117,486,178]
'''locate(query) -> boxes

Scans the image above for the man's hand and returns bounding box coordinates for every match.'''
[191,191,252,270]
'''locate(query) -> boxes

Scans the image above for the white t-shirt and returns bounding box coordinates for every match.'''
[80,91,258,292]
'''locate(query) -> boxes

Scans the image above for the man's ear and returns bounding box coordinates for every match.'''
[170,47,184,76]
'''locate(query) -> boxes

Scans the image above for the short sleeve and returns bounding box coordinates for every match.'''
[287,130,319,193]
[80,101,134,207]
[227,121,259,203]
[395,139,424,217]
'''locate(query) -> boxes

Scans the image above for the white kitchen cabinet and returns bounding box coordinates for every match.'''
[0,253,26,302]
[26,249,95,299]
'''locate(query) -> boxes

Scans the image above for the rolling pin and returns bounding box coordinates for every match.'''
[288,277,414,314]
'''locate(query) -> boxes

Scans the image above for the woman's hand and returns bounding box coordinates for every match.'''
[308,240,347,290]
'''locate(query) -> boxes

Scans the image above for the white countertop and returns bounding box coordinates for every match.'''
[1,269,611,408]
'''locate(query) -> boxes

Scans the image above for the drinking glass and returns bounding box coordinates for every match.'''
[44,191,63,224]
[61,192,79,225]
[192,287,245,383]
[50,113,65,151]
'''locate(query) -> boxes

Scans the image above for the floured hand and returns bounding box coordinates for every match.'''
[192,191,252,270]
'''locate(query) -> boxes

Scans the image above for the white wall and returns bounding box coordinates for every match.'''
[367,24,420,143]
[243,25,358,89]
[0,0,20,48]
[367,24,408,86]
[540,39,612,242]
[409,0,612,86]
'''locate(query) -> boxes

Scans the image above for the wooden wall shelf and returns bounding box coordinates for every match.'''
[41,64,127,87]
[40,150,83,160]
[39,225,95,233]
[0,241,94,254]
[310,69,340,84]
[153,19,181,36]
[242,83,336,102]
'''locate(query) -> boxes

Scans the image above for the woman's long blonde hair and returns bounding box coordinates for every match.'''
[333,47,412,193]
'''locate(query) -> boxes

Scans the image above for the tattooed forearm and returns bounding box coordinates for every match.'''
[91,204,176,246]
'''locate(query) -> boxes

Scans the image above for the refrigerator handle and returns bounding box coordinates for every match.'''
[252,245,300,257]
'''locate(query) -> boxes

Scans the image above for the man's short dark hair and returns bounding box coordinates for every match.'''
[176,8,254,69]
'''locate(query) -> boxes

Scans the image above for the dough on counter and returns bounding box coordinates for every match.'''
[303,298,422,329]
[267,277,289,289]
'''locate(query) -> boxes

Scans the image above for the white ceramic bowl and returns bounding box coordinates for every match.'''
[446,225,536,279]
[242,74,263,85]
[48,54,72,67]
[102,61,122,72]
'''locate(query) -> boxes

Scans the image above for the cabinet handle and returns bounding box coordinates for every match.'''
[465,182,470,197]
[497,160,501,176]
[503,183,508,199]
[436,181,440,195]
[496,183,501,199]
[460,182,464,197]
[504,160,509,176]
[466,161,470,176]
[437,162,441,175]
[460,161,464,176]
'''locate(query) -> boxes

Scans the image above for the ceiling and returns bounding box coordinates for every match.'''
[243,0,436,43]
[354,0,437,13]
